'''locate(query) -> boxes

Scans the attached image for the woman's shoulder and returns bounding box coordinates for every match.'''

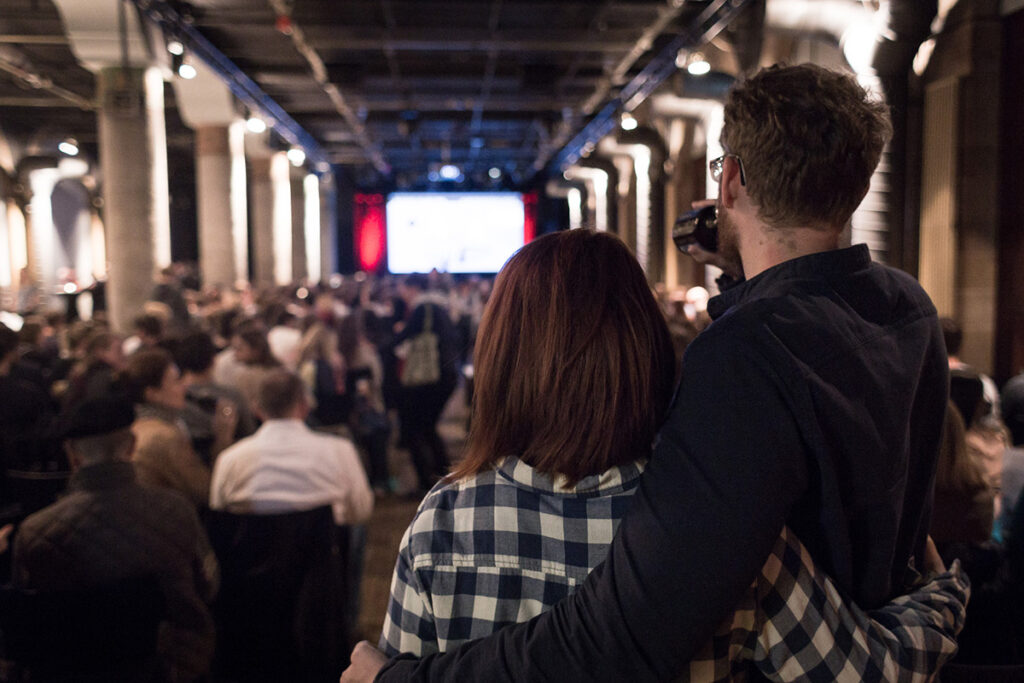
[404,469,506,551]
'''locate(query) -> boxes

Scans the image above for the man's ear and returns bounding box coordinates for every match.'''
[719,156,743,210]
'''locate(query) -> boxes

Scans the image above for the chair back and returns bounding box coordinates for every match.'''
[0,574,165,681]
[205,506,352,682]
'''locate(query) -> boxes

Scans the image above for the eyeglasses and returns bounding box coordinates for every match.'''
[709,154,746,186]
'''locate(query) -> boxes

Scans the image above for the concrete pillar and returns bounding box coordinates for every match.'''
[249,155,275,288]
[319,172,338,281]
[196,126,235,287]
[290,167,307,282]
[270,153,292,285]
[174,60,248,289]
[194,123,248,288]
[97,66,172,332]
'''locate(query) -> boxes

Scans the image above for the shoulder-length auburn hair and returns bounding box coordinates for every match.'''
[450,229,676,487]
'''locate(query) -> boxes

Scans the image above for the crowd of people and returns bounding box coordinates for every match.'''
[0,62,1022,682]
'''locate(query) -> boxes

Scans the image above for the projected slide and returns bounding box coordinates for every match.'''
[386,192,526,273]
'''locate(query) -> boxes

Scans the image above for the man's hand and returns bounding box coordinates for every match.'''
[681,199,743,280]
[340,641,388,683]
[923,535,946,575]
[0,524,12,554]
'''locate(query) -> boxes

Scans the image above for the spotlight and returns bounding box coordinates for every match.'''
[246,117,267,133]
[58,138,79,156]
[620,112,638,131]
[177,63,197,80]
[488,167,501,180]
[167,39,185,56]
[439,164,460,180]
[686,52,711,76]
[287,147,306,167]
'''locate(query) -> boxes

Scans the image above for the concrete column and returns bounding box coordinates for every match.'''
[270,153,292,285]
[97,66,171,332]
[196,126,236,287]
[290,167,307,282]
[194,123,248,289]
[319,173,338,280]
[250,155,275,287]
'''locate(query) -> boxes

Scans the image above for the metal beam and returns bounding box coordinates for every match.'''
[266,0,390,174]
[547,0,753,174]
[130,0,331,168]
[0,35,70,45]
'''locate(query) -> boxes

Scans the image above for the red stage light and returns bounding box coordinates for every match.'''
[354,194,386,272]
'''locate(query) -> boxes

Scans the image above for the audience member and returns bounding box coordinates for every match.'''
[1002,370,1024,447]
[61,329,125,412]
[175,330,256,457]
[11,395,218,680]
[210,368,373,525]
[941,317,1000,418]
[123,312,165,357]
[393,274,460,493]
[227,322,281,414]
[121,348,235,509]
[267,308,304,371]
[338,313,390,491]
[298,319,348,426]
[931,402,996,553]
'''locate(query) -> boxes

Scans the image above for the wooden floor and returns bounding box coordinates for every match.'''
[354,386,470,645]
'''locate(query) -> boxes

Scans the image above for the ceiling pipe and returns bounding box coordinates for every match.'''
[0,47,93,110]
[719,0,765,74]
[130,0,330,169]
[764,0,873,42]
[541,0,753,177]
[266,0,390,175]
[579,0,688,117]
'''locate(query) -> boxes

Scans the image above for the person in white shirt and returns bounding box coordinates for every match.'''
[210,368,373,525]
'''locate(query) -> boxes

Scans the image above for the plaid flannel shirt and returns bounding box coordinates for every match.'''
[381,456,968,681]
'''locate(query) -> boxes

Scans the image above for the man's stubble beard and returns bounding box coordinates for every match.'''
[716,204,744,280]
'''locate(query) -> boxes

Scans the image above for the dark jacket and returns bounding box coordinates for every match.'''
[393,297,460,391]
[12,461,218,680]
[379,244,949,681]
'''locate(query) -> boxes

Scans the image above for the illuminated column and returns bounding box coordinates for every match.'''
[271,152,292,285]
[249,155,275,287]
[27,168,61,295]
[195,124,247,288]
[303,173,321,284]
[97,66,172,332]
[289,166,307,282]
[319,172,338,279]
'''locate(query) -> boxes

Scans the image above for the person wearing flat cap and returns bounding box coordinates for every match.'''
[11,394,219,681]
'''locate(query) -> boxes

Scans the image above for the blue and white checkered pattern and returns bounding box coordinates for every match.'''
[380,456,968,681]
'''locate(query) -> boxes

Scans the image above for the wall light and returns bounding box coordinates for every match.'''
[246,116,267,133]
[488,167,502,180]
[58,138,79,156]
[287,147,306,167]
[620,112,638,131]
[167,39,185,56]
[687,52,711,76]
[177,62,197,80]
[439,164,461,180]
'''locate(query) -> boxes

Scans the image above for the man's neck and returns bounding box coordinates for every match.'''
[739,224,842,279]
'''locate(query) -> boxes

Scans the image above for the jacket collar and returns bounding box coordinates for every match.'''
[68,460,137,492]
[708,244,872,320]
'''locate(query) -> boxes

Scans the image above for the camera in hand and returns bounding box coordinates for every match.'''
[672,205,718,253]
